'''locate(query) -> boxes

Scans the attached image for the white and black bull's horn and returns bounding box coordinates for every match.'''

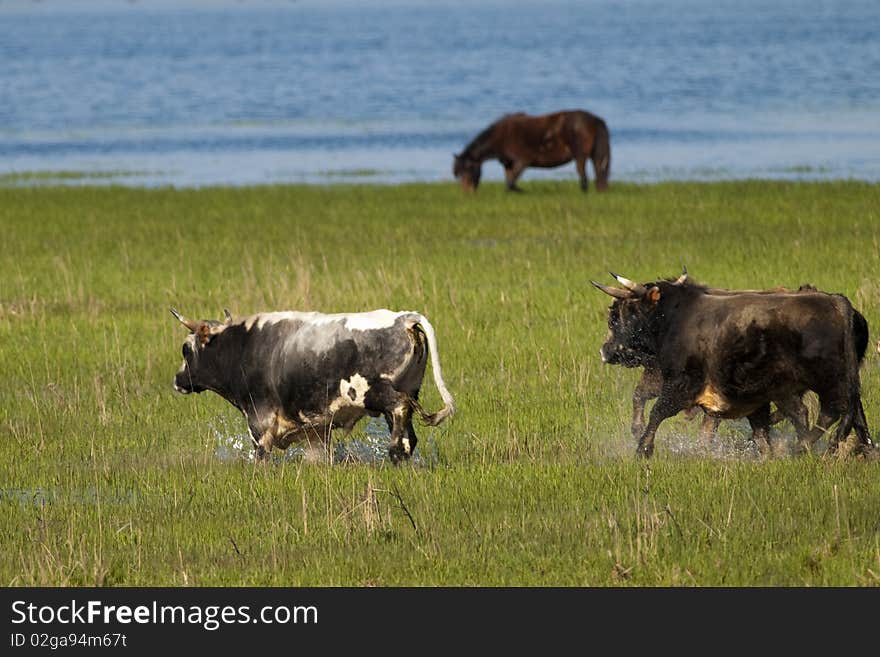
[609,272,648,296]
[674,266,688,285]
[591,280,630,299]
[223,308,233,323]
[170,307,200,332]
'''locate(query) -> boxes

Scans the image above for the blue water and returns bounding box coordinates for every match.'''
[1,0,879,187]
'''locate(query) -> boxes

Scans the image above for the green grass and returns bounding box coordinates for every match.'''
[0,170,154,186]
[1,180,879,586]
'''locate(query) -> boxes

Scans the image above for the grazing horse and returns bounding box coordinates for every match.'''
[453,110,610,192]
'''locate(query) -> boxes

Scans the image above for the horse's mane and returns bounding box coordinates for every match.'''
[461,124,496,159]
[462,113,527,159]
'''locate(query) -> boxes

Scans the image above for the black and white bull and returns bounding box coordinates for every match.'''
[593,272,872,458]
[171,308,455,463]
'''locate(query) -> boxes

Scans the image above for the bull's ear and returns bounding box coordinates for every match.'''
[647,286,661,304]
[196,322,224,347]
[196,323,212,347]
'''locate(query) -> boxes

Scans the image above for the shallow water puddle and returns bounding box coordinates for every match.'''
[209,416,439,466]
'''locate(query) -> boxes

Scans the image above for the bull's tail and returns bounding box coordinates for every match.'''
[409,314,455,426]
[853,309,868,364]
[834,301,872,449]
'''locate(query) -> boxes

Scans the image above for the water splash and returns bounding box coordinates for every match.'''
[209,415,440,466]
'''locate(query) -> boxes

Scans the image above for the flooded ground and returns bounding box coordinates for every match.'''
[210,415,441,466]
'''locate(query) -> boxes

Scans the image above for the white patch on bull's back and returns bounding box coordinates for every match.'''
[243,309,410,332]
[329,373,370,413]
[341,309,407,331]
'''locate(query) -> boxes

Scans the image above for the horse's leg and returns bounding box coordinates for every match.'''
[576,155,589,191]
[505,161,526,192]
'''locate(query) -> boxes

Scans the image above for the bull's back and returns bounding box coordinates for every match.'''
[248,311,422,412]
[693,293,851,398]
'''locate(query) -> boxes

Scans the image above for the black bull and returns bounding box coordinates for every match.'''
[594,274,872,458]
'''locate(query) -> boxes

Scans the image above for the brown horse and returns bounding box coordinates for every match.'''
[453,110,610,192]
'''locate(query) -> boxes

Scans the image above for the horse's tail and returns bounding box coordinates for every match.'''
[590,118,611,190]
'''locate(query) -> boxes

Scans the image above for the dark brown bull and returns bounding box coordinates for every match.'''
[594,271,872,458]
[453,110,610,192]
[625,274,818,443]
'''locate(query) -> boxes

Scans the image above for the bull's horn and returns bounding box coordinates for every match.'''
[591,281,630,299]
[675,266,688,285]
[170,307,199,332]
[609,272,648,296]
[223,308,233,323]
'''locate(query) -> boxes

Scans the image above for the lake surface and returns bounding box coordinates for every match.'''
[1,0,879,187]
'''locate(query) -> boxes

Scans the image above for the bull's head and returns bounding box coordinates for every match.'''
[592,272,665,367]
[453,153,481,192]
[170,307,231,394]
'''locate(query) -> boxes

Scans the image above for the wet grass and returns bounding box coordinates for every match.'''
[1,179,879,586]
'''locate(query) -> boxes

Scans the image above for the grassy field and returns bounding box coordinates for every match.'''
[1,179,879,586]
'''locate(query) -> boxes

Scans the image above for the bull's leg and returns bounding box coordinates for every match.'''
[246,416,272,462]
[698,413,722,449]
[768,409,783,425]
[403,414,418,457]
[637,394,688,458]
[794,400,840,456]
[773,396,810,453]
[631,369,661,439]
[746,404,772,457]
[830,396,873,457]
[630,376,656,440]
[504,161,526,192]
[631,396,646,441]
[854,398,873,451]
[385,402,416,464]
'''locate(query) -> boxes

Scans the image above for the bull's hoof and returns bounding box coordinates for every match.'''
[791,441,813,457]
[387,447,410,465]
[635,444,654,459]
[752,439,772,459]
[832,437,873,460]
